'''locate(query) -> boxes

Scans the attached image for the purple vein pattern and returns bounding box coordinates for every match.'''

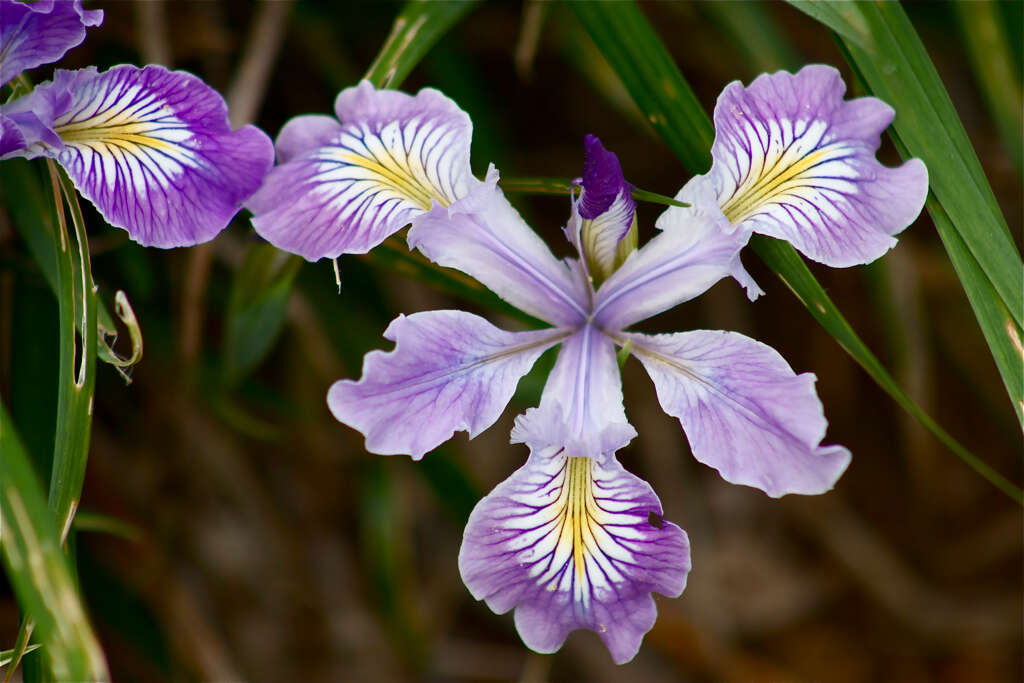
[3,65,274,247]
[0,0,102,86]
[671,64,928,267]
[246,80,479,261]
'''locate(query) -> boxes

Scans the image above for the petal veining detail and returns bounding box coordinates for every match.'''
[0,0,103,86]
[701,64,928,266]
[246,80,476,261]
[10,65,274,247]
[459,444,689,664]
[625,329,851,497]
[327,310,567,459]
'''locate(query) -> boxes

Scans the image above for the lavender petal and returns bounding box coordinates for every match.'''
[327,310,567,459]
[459,443,690,665]
[408,169,591,327]
[592,205,751,330]
[701,64,928,267]
[246,80,477,261]
[9,65,273,247]
[0,0,103,86]
[626,329,851,497]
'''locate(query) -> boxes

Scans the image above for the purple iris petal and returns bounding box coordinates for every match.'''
[7,65,274,247]
[459,425,689,664]
[327,310,567,460]
[246,80,478,261]
[408,171,591,327]
[695,64,927,267]
[592,205,752,331]
[0,0,103,86]
[625,329,851,497]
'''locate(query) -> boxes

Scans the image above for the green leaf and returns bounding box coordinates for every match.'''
[46,163,99,541]
[791,0,1024,424]
[364,0,480,88]
[572,0,1021,502]
[0,398,108,681]
[223,243,302,385]
[570,2,712,174]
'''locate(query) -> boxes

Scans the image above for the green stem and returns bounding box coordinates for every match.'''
[44,162,98,541]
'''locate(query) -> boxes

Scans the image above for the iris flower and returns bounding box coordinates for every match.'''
[0,0,274,247]
[246,68,926,662]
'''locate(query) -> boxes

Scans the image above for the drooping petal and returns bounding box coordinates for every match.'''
[625,329,851,497]
[592,205,752,330]
[533,324,631,454]
[0,0,103,86]
[9,65,274,247]
[246,80,477,261]
[459,439,690,664]
[408,169,591,327]
[698,64,927,267]
[327,310,567,460]
[576,134,636,281]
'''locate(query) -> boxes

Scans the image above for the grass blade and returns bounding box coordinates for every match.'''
[571,0,1021,501]
[570,2,712,174]
[364,0,480,88]
[0,398,109,681]
[46,163,98,540]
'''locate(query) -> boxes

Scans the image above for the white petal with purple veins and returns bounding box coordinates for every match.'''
[699,64,927,267]
[247,80,476,260]
[327,310,568,459]
[459,440,689,664]
[10,65,273,247]
[625,329,851,497]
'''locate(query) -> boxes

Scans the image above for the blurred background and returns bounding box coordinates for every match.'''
[0,1,1021,681]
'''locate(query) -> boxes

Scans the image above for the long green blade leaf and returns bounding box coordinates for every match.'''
[46,163,98,540]
[0,399,109,681]
[571,1,1021,501]
[364,0,480,88]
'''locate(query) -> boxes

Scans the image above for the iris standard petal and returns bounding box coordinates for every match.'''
[459,439,690,664]
[576,135,637,281]
[10,65,274,247]
[625,329,851,497]
[327,310,568,460]
[701,64,928,267]
[408,170,591,327]
[592,207,751,330]
[0,0,103,86]
[246,80,476,261]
